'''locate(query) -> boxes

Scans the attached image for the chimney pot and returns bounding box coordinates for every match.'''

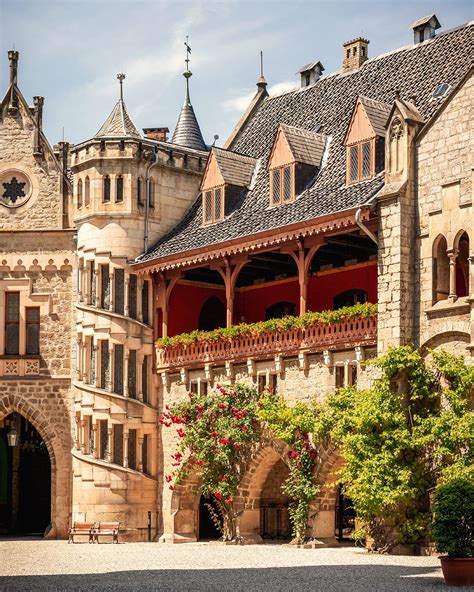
[143,127,170,142]
[342,37,369,70]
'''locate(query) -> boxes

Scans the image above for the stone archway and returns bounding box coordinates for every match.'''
[0,397,71,538]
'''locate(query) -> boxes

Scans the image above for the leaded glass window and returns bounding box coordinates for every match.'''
[362,142,371,178]
[100,264,110,309]
[100,340,109,390]
[116,175,124,202]
[142,281,149,325]
[89,261,96,305]
[204,191,212,223]
[128,274,137,320]
[350,145,359,182]
[5,292,20,355]
[114,344,124,395]
[26,307,40,355]
[113,424,124,466]
[272,169,281,204]
[103,175,111,202]
[88,417,94,455]
[283,166,292,202]
[99,420,108,460]
[142,434,149,474]
[114,269,125,315]
[142,356,149,404]
[128,429,137,470]
[214,187,222,220]
[128,349,137,399]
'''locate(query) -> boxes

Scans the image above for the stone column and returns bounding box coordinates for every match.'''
[123,431,129,469]
[94,268,99,308]
[74,415,81,450]
[137,436,144,472]
[448,250,458,302]
[109,269,114,312]
[94,343,100,388]
[137,356,144,402]
[343,360,350,387]
[76,336,82,381]
[137,278,143,323]
[123,348,129,397]
[108,342,114,393]
[468,255,474,297]
[90,422,97,457]
[124,274,130,317]
[106,426,113,463]
[78,264,83,302]
[80,419,86,454]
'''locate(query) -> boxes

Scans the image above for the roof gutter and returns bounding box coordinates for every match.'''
[355,188,379,246]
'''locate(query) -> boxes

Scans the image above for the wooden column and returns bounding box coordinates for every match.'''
[285,240,322,316]
[156,272,180,338]
[214,257,248,328]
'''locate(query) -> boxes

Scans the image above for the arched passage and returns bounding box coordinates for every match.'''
[0,413,51,535]
[433,234,449,303]
[455,231,469,298]
[198,296,226,331]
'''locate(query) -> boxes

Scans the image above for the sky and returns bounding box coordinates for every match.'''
[0,0,472,147]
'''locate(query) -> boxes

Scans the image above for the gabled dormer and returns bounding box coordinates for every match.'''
[268,124,326,207]
[344,96,390,185]
[200,147,256,225]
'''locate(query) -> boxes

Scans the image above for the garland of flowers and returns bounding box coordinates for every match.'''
[160,383,260,541]
[157,303,377,349]
[257,394,319,544]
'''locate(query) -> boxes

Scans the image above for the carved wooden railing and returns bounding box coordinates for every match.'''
[156,314,377,371]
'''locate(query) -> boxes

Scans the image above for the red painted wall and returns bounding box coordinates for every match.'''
[166,263,377,336]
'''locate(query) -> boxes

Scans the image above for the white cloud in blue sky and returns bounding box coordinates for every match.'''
[0,0,472,146]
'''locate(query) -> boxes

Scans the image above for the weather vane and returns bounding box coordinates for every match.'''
[184,36,192,77]
[117,72,125,101]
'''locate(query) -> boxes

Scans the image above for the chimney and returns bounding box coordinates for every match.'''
[8,49,19,85]
[297,61,325,88]
[411,14,441,44]
[33,96,44,155]
[343,37,369,70]
[143,127,169,142]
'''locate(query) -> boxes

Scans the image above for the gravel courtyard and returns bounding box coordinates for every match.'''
[0,539,451,591]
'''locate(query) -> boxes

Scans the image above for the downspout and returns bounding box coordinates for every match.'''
[355,189,379,246]
[144,148,159,254]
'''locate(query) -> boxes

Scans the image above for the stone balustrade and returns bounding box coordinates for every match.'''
[156,313,377,371]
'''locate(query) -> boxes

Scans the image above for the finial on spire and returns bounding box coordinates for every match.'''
[117,72,125,101]
[183,36,193,104]
[257,50,267,90]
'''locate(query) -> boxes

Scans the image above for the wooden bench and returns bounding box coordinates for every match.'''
[93,521,120,543]
[68,522,95,543]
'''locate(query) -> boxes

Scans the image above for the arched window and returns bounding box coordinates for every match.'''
[116,175,124,203]
[265,301,296,320]
[103,175,111,202]
[455,232,469,298]
[137,177,142,206]
[333,289,368,310]
[198,296,226,331]
[84,176,90,207]
[77,179,83,208]
[148,179,155,209]
[433,235,449,303]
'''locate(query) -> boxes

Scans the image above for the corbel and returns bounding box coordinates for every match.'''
[355,346,365,363]
[225,360,234,380]
[298,351,309,371]
[247,358,256,377]
[161,371,170,390]
[179,367,188,385]
[204,363,213,383]
[274,354,283,375]
[323,350,333,367]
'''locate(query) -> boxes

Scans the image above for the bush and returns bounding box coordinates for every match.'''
[431,479,474,558]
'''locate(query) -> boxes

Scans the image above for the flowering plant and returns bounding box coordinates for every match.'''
[161,383,261,541]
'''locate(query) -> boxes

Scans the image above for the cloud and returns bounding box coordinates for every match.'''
[223,80,297,113]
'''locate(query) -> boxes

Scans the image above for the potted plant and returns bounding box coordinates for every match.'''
[431,478,474,586]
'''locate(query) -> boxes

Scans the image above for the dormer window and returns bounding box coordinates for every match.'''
[203,186,224,224]
[268,124,326,207]
[344,96,390,185]
[200,147,257,226]
[270,165,294,205]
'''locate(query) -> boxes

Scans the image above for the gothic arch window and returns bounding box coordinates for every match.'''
[455,231,470,298]
[103,175,111,203]
[198,297,226,331]
[77,179,83,208]
[265,301,296,320]
[432,235,449,303]
[333,289,368,310]
[84,176,90,207]
[116,175,124,203]
[148,179,155,209]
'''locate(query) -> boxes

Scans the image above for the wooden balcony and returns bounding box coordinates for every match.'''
[155,313,377,372]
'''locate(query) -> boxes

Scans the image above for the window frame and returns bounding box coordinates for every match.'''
[116,175,124,203]
[5,292,20,355]
[346,139,375,184]
[25,306,40,355]
[269,164,295,206]
[103,175,111,203]
[202,185,225,225]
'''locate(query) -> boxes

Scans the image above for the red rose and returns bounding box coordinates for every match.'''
[169,485,174,490]
[219,438,230,445]
[225,498,234,505]
[218,403,226,409]
[211,431,219,438]
[241,426,248,432]
[234,443,241,449]
[165,475,172,483]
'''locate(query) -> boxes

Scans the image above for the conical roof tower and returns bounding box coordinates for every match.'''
[171,39,207,151]
[95,73,141,139]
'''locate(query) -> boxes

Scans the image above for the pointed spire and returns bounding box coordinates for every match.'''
[94,73,141,139]
[171,37,207,151]
[257,50,267,90]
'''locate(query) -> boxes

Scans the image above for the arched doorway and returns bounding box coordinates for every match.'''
[198,495,222,541]
[260,458,291,540]
[334,485,356,541]
[0,414,51,535]
[198,297,226,331]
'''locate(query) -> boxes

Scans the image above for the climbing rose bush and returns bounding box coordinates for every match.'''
[161,383,260,541]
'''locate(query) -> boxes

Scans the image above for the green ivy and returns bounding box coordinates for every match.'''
[157,303,377,349]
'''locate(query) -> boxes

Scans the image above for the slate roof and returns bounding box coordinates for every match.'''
[297,61,325,74]
[211,147,257,188]
[138,22,472,265]
[358,96,391,137]
[279,124,327,167]
[95,99,141,138]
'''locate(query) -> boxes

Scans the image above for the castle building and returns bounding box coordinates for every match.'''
[0,15,472,542]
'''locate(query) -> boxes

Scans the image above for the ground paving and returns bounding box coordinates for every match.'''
[0,539,451,591]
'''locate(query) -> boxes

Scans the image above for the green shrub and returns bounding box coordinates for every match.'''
[432,479,474,558]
